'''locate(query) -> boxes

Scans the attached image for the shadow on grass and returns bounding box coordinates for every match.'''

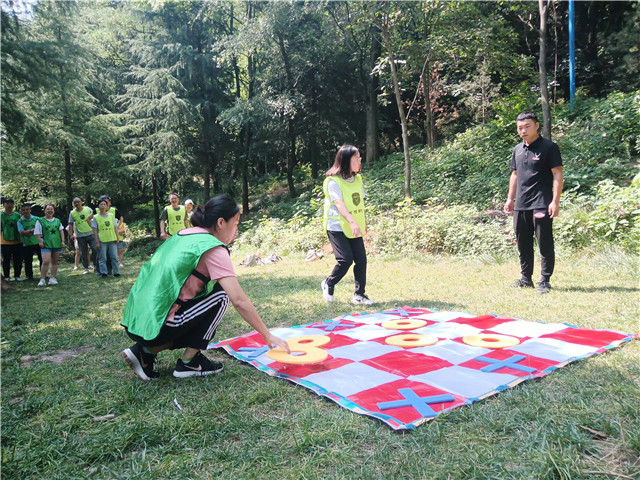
[556,285,640,293]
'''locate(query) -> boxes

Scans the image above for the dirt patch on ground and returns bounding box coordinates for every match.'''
[20,346,94,368]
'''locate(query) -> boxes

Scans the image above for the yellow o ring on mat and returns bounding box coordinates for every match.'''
[266,335,330,364]
[381,319,428,330]
[385,334,439,347]
[462,334,520,349]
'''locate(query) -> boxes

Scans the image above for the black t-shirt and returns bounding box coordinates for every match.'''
[510,136,562,210]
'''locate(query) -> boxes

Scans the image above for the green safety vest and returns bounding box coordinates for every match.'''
[39,217,62,249]
[19,216,39,246]
[94,213,117,243]
[70,206,93,234]
[165,205,186,235]
[1,211,20,242]
[323,174,366,239]
[121,232,226,340]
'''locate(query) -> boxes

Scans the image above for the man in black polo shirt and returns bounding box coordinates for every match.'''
[504,111,563,294]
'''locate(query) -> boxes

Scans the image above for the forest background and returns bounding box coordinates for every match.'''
[1,0,639,256]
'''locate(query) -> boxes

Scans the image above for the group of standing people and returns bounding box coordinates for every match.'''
[1,194,127,286]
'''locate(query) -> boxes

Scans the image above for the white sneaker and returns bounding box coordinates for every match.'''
[4,277,10,282]
[119,263,124,267]
[15,276,24,282]
[37,278,46,287]
[352,294,375,306]
[89,265,95,270]
[73,266,78,271]
[83,269,90,275]
[48,277,58,286]
[321,279,334,303]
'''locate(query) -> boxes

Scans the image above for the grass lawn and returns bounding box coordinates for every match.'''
[1,249,639,479]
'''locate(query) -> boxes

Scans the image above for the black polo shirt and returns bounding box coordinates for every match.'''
[510,136,562,210]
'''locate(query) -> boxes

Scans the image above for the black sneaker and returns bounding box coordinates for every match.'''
[510,277,534,288]
[537,281,551,294]
[173,351,223,378]
[123,344,159,381]
[102,274,108,279]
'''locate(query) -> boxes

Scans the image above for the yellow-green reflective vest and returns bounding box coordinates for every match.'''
[70,206,93,234]
[121,232,225,340]
[94,213,117,242]
[323,174,366,239]
[165,205,186,235]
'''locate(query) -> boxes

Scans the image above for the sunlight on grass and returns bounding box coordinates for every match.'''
[2,252,638,479]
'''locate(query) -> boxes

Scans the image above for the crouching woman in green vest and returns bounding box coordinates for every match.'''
[121,194,290,380]
[321,145,375,306]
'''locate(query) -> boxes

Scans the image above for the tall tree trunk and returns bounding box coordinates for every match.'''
[152,174,160,237]
[380,20,411,199]
[422,68,435,147]
[276,31,298,198]
[203,159,211,201]
[366,23,381,164]
[310,77,319,179]
[538,0,552,140]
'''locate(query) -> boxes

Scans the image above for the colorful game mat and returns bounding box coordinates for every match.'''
[209,307,636,430]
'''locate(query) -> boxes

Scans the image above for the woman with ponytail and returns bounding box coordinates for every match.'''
[121,194,289,380]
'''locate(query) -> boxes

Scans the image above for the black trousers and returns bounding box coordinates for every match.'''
[2,244,22,278]
[21,244,42,279]
[77,234,98,270]
[125,283,230,351]
[513,209,555,282]
[326,230,367,296]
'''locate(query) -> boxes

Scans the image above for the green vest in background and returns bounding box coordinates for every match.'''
[165,205,186,235]
[1,211,20,241]
[323,174,366,239]
[19,216,39,246]
[121,232,226,340]
[39,217,62,248]
[71,206,93,234]
[94,213,117,242]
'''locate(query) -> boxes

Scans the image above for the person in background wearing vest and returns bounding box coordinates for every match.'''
[121,194,290,381]
[68,197,98,275]
[92,199,120,279]
[95,194,124,274]
[160,192,187,239]
[17,203,42,281]
[34,204,65,286]
[1,197,24,282]
[321,145,375,306]
[184,198,194,227]
[504,111,563,294]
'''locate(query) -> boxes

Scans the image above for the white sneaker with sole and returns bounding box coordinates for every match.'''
[48,277,58,286]
[37,278,46,287]
[321,279,334,303]
[352,294,375,306]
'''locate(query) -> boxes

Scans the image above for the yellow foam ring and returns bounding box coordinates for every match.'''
[266,346,329,364]
[385,334,439,347]
[287,335,331,349]
[462,334,520,349]
[381,319,428,330]
[266,335,331,365]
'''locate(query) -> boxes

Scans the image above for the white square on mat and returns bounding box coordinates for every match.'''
[303,362,403,397]
[510,337,598,362]
[326,341,403,362]
[410,365,521,399]
[409,339,492,365]
[490,320,569,338]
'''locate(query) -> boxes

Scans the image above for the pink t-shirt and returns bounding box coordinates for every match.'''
[165,227,236,323]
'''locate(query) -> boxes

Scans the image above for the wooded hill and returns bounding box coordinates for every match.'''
[2,1,638,245]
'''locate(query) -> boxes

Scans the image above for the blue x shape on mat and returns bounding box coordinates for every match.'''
[377,388,455,417]
[475,354,537,373]
[311,321,356,332]
[237,346,271,358]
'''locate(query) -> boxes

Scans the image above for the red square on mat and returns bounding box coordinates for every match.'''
[267,356,354,378]
[217,331,264,349]
[348,378,464,424]
[361,350,453,377]
[540,327,629,348]
[450,315,511,330]
[459,348,560,377]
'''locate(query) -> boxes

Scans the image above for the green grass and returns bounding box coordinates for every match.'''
[2,250,639,480]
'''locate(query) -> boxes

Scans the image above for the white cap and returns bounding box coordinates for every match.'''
[185,199,194,205]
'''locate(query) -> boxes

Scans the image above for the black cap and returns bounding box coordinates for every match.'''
[99,195,111,202]
[2,197,14,204]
